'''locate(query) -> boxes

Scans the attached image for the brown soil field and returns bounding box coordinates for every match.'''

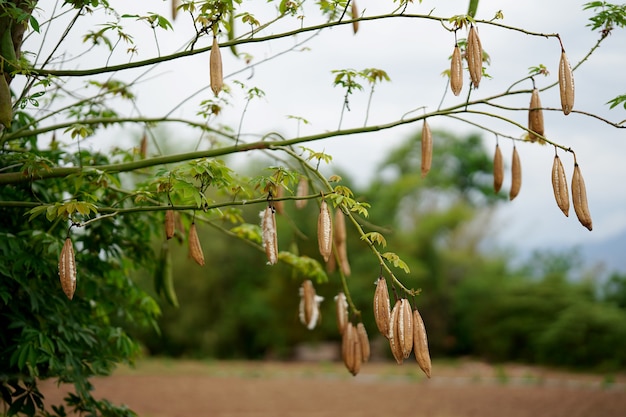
[40,359,626,417]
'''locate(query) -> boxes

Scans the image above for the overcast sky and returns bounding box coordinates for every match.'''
[28,1,626,264]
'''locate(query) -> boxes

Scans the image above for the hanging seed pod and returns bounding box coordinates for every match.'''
[171,0,182,20]
[388,300,405,364]
[413,309,432,378]
[317,200,333,262]
[373,277,391,338]
[558,49,575,115]
[274,186,284,215]
[551,154,570,217]
[450,43,463,96]
[572,163,592,231]
[342,323,362,375]
[210,35,223,96]
[295,177,308,209]
[356,322,371,362]
[493,144,503,193]
[335,292,349,335]
[334,208,351,276]
[528,88,545,143]
[466,25,483,88]
[0,74,12,128]
[398,299,414,359]
[421,119,433,178]
[165,210,175,240]
[139,132,148,158]
[58,237,77,300]
[509,146,522,200]
[351,0,359,34]
[188,223,205,266]
[299,280,324,330]
[261,206,278,265]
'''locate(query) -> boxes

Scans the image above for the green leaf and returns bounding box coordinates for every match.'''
[382,252,411,273]
[29,15,40,32]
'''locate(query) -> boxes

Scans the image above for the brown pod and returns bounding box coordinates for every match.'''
[466,25,483,88]
[295,177,308,209]
[335,292,349,335]
[273,186,284,215]
[139,132,148,158]
[188,223,205,266]
[509,146,522,201]
[165,210,175,240]
[171,0,182,20]
[317,200,333,262]
[299,280,324,330]
[261,206,278,265]
[421,119,433,178]
[398,299,414,359]
[59,237,77,300]
[388,300,404,364]
[334,209,351,276]
[558,50,575,115]
[493,144,503,193]
[356,322,371,363]
[450,44,463,96]
[373,277,391,338]
[528,88,545,143]
[210,35,223,96]
[413,309,432,378]
[571,163,592,231]
[342,323,361,375]
[551,155,570,217]
[351,0,359,34]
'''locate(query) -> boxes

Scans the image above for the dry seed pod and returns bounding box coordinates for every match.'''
[397,299,414,359]
[139,132,148,158]
[551,155,570,217]
[342,323,362,375]
[210,36,223,96]
[373,277,391,338]
[528,88,545,143]
[341,323,354,371]
[493,144,503,193]
[58,237,77,300]
[558,50,575,115]
[261,206,278,265]
[273,186,284,215]
[412,309,432,378]
[188,223,205,266]
[352,330,363,375]
[351,0,359,34]
[335,292,349,335]
[171,0,182,20]
[299,280,324,330]
[165,210,175,240]
[450,44,463,96]
[421,119,433,178]
[388,300,405,364]
[572,163,592,231]
[334,209,351,277]
[356,322,371,362]
[466,25,483,88]
[317,200,333,262]
[509,146,522,201]
[295,177,308,209]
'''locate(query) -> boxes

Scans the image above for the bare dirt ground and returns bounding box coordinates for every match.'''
[40,359,626,417]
